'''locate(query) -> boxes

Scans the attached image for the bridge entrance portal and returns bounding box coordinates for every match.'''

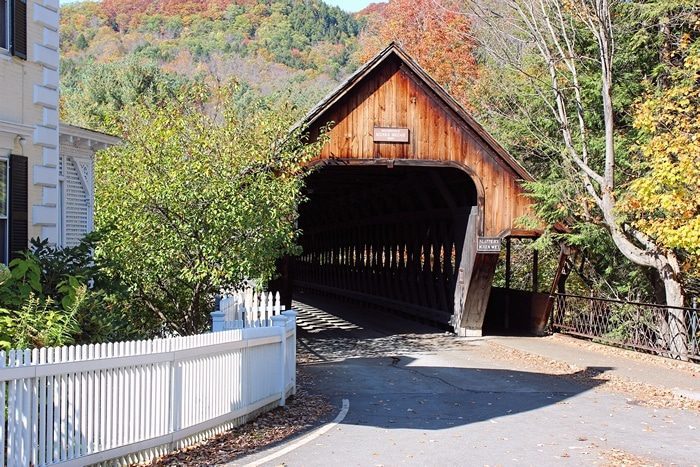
[293,163,477,327]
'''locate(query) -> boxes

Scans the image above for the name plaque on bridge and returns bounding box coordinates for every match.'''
[373,127,410,143]
[477,237,502,253]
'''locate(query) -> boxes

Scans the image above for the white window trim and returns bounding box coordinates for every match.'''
[69,155,94,232]
[0,156,7,218]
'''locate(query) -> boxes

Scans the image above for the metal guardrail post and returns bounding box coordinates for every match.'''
[692,297,698,355]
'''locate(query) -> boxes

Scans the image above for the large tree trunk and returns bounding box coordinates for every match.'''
[658,15,672,88]
[664,272,688,360]
[644,268,667,305]
[609,222,688,360]
[588,0,689,360]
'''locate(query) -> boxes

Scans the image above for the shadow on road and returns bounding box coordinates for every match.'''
[293,293,610,431]
[302,355,610,430]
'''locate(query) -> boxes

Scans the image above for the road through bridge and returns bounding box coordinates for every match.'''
[236,294,700,467]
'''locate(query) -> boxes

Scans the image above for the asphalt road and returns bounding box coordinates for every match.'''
[237,294,700,466]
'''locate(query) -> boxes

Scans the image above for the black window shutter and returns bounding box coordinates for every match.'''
[11,0,27,60]
[8,154,28,261]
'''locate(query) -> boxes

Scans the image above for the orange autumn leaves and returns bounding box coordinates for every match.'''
[102,0,232,31]
[359,0,479,110]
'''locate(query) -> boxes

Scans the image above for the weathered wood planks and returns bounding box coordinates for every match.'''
[306,51,535,238]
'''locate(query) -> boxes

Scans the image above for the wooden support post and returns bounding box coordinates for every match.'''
[504,237,512,331]
[557,264,568,294]
[280,256,292,309]
[545,244,570,329]
[458,254,499,335]
[532,249,539,292]
[452,207,487,335]
[505,237,511,290]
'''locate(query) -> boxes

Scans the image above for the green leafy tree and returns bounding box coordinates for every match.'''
[94,84,324,335]
[75,33,89,50]
[60,57,187,133]
[0,296,80,350]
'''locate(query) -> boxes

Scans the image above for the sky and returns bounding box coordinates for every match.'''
[58,0,387,13]
[324,0,385,11]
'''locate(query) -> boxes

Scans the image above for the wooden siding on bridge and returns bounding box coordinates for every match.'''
[307,50,535,238]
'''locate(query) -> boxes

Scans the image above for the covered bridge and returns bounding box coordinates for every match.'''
[284,44,552,336]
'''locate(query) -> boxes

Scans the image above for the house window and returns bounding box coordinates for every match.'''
[0,158,8,264]
[0,0,7,50]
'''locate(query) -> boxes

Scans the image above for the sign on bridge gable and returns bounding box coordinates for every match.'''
[373,127,410,143]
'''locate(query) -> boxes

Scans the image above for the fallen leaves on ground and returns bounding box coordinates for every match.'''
[145,369,333,466]
[600,448,662,466]
[548,334,699,377]
[486,341,700,412]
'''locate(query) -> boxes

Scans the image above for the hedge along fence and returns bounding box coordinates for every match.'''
[0,310,297,466]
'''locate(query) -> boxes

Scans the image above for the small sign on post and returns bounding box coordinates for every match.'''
[477,237,502,253]
[373,127,410,143]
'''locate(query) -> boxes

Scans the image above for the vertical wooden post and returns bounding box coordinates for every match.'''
[547,245,571,329]
[505,237,511,290]
[557,265,568,294]
[532,249,539,292]
[504,237,512,331]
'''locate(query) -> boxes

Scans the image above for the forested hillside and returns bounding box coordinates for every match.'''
[59,0,364,130]
[58,0,700,309]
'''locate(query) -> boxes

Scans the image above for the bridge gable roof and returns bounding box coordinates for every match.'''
[302,42,534,182]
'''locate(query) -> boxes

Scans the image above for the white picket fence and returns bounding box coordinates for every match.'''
[0,311,297,466]
[211,290,285,331]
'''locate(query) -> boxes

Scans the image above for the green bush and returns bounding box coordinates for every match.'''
[0,295,79,350]
[0,235,142,350]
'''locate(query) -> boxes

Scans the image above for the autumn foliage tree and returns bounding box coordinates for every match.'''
[465,0,697,358]
[59,0,360,114]
[359,0,479,108]
[623,41,700,271]
[102,0,231,30]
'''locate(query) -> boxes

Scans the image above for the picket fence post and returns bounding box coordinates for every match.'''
[282,310,297,396]
[211,310,225,332]
[212,289,287,331]
[271,314,287,407]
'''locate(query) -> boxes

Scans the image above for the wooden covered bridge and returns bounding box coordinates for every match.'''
[280,44,554,336]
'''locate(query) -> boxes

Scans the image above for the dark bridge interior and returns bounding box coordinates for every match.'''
[292,164,477,326]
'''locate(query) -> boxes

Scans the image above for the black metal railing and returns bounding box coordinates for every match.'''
[552,293,700,362]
